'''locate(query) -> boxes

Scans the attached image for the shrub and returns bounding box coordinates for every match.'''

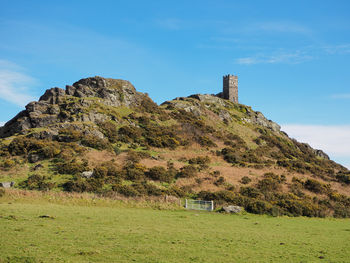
[63,177,103,193]
[257,176,282,192]
[165,185,186,197]
[177,165,197,178]
[98,121,119,143]
[118,126,142,143]
[188,156,210,170]
[246,200,272,214]
[123,163,146,181]
[81,135,110,150]
[112,184,139,197]
[93,161,122,183]
[240,176,251,184]
[336,172,350,184]
[304,179,325,194]
[126,151,151,163]
[214,176,226,186]
[0,188,5,197]
[56,159,89,175]
[146,166,174,183]
[20,174,56,191]
[8,137,61,159]
[1,159,16,170]
[196,136,216,147]
[221,148,240,164]
[58,127,83,142]
[240,186,261,198]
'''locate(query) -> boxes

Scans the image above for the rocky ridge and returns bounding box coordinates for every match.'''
[0,76,145,139]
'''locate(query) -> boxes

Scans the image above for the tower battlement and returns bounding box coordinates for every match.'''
[223,74,238,103]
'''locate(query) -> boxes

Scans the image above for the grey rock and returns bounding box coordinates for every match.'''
[39,87,66,104]
[314,149,330,160]
[218,109,232,122]
[223,205,242,213]
[28,153,41,163]
[81,171,94,178]
[0,182,15,188]
[243,111,281,132]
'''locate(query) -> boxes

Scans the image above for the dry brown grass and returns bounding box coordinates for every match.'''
[1,188,182,209]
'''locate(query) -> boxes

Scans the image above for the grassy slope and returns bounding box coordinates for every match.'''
[1,191,350,263]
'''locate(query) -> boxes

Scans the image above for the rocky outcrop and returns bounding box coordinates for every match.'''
[0,76,146,138]
[223,205,243,213]
[242,111,281,132]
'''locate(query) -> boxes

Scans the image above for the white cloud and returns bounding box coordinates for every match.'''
[0,122,5,127]
[236,51,312,65]
[0,60,36,106]
[323,44,350,55]
[331,93,350,99]
[254,22,311,34]
[282,124,350,169]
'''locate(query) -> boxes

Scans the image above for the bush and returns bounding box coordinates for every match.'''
[58,127,83,142]
[93,161,122,183]
[214,176,226,186]
[81,135,110,150]
[63,177,103,193]
[146,166,174,183]
[126,151,151,163]
[8,137,61,159]
[0,188,5,197]
[20,174,55,191]
[177,165,197,178]
[196,136,216,147]
[246,200,272,214]
[123,163,146,181]
[118,126,142,143]
[98,121,118,143]
[240,186,261,198]
[336,172,350,184]
[1,159,16,170]
[112,184,139,197]
[56,159,89,175]
[304,179,325,194]
[240,176,251,184]
[221,148,240,164]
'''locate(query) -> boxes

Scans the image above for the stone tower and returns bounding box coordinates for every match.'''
[223,74,238,103]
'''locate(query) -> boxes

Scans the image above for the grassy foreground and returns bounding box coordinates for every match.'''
[1,190,350,262]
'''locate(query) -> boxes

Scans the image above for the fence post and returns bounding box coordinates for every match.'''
[210,201,214,211]
[185,199,188,209]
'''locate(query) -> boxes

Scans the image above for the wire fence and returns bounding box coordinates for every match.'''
[185,199,214,211]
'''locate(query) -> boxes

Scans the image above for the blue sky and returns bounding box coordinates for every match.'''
[0,0,349,168]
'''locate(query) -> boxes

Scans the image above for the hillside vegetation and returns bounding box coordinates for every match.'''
[0,76,349,218]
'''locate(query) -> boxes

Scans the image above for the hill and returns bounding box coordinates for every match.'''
[0,76,349,217]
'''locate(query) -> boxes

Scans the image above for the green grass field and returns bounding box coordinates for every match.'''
[1,190,350,263]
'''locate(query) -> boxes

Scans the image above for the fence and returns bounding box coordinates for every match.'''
[185,199,214,211]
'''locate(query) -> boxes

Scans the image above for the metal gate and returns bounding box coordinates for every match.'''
[185,199,214,211]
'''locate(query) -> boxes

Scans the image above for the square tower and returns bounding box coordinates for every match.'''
[223,74,238,103]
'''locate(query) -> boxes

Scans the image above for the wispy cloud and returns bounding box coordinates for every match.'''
[253,22,311,34]
[331,93,350,99]
[0,60,36,106]
[235,51,312,65]
[323,44,350,55]
[282,124,350,169]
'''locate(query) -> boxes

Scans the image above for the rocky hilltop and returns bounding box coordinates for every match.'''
[0,77,145,138]
[0,76,349,218]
